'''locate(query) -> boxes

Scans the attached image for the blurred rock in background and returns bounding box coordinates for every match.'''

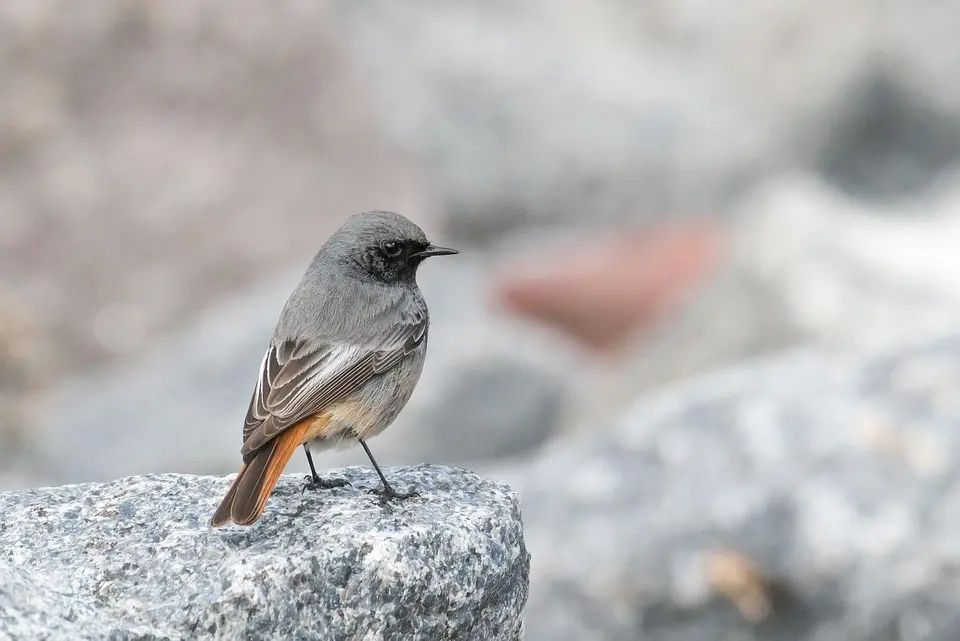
[324,0,766,243]
[0,292,47,486]
[735,171,960,348]
[0,0,433,385]
[493,223,723,354]
[484,332,960,641]
[323,0,960,243]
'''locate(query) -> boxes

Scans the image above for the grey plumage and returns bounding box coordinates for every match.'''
[212,210,458,527]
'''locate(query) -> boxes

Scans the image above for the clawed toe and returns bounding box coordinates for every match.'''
[301,476,351,494]
[368,485,419,505]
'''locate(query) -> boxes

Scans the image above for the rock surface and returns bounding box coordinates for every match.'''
[482,332,960,641]
[0,465,530,640]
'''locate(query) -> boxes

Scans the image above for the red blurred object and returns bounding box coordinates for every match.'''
[494,223,723,353]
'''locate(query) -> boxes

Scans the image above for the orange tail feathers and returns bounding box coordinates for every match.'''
[210,421,311,527]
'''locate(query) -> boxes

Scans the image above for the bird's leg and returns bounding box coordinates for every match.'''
[300,444,350,493]
[359,438,419,504]
[304,444,321,484]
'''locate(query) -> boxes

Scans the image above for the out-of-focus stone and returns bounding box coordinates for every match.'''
[413,357,566,462]
[324,0,773,242]
[734,172,960,349]
[494,224,723,352]
[0,293,47,467]
[481,332,960,641]
[0,0,433,385]
[560,169,960,433]
[322,0,960,243]
[812,71,960,200]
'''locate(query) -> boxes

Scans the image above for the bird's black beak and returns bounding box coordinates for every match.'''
[411,244,459,259]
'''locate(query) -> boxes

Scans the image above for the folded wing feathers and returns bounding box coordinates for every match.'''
[240,314,427,457]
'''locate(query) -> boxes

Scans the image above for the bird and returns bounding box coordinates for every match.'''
[211,211,458,527]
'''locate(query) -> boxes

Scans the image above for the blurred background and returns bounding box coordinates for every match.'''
[3,1,960,639]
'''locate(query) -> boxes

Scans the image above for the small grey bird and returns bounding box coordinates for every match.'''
[211,211,457,527]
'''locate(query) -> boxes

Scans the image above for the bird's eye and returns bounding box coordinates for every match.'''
[381,241,402,257]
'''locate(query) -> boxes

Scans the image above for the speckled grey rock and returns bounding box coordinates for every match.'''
[483,332,960,641]
[0,465,530,641]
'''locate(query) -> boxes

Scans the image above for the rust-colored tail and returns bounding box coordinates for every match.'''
[210,422,310,527]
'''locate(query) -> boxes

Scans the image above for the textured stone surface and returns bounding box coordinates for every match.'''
[0,465,530,640]
[482,332,960,641]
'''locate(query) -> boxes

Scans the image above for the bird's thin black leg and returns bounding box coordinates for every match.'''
[304,445,321,483]
[300,444,350,493]
[359,438,418,504]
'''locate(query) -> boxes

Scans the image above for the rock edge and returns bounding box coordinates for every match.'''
[0,464,529,641]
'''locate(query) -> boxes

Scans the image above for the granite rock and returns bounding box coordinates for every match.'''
[482,332,960,641]
[0,465,530,640]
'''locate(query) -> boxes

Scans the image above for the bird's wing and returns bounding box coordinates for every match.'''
[240,312,427,459]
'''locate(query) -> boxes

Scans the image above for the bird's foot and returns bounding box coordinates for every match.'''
[301,475,351,494]
[367,484,419,506]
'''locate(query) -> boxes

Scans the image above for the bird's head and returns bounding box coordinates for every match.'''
[325,210,458,285]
